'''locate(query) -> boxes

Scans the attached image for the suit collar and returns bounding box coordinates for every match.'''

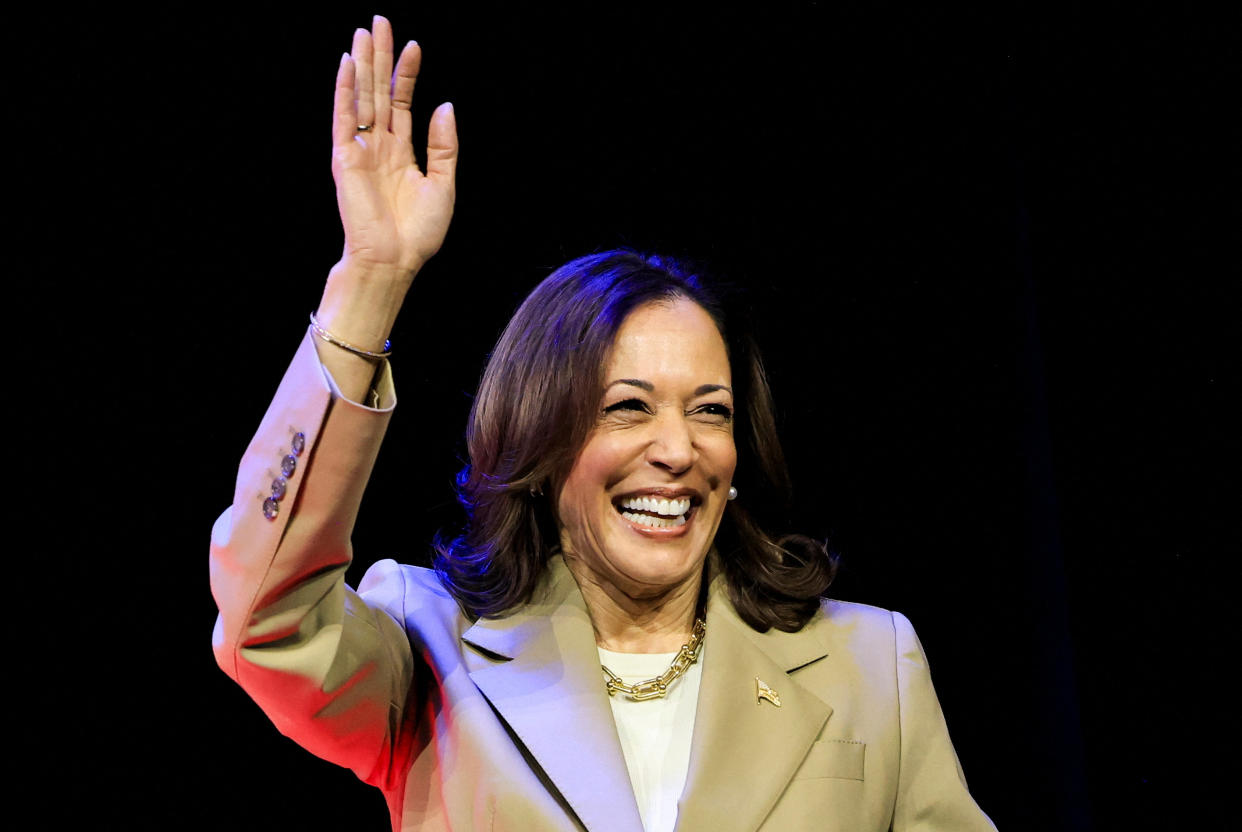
[462,561,833,832]
[462,557,645,832]
[673,576,832,832]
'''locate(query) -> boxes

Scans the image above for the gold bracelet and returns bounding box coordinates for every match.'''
[309,312,392,359]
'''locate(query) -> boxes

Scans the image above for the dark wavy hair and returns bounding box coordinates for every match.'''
[434,250,836,632]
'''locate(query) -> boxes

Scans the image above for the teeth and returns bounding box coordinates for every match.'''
[618,496,691,517]
[621,511,688,529]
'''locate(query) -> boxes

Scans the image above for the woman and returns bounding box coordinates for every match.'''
[210,17,997,832]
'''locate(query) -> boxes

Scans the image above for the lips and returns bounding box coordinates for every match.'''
[612,489,700,531]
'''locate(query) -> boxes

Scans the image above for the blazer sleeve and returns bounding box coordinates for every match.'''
[209,330,417,788]
[891,611,998,831]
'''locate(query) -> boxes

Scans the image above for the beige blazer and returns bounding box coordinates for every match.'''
[211,332,997,832]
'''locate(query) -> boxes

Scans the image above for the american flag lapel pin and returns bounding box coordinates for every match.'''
[755,677,782,707]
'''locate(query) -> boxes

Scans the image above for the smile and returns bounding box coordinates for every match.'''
[614,495,693,529]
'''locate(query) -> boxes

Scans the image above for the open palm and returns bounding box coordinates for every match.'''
[332,19,457,276]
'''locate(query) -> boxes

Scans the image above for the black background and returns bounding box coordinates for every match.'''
[30,2,1235,829]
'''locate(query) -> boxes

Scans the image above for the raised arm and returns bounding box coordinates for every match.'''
[316,16,457,401]
[210,16,455,785]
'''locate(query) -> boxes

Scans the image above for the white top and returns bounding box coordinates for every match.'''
[597,643,704,832]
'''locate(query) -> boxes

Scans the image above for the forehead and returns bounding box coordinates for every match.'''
[604,298,731,385]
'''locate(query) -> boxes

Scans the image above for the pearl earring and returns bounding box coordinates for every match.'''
[727,486,738,501]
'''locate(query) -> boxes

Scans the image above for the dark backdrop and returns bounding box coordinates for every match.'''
[33,2,1235,829]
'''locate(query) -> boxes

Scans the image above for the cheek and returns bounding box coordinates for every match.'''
[555,477,587,529]
[557,442,623,523]
[708,434,738,479]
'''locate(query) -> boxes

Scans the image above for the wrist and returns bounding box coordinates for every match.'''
[315,259,418,351]
[309,312,391,359]
[327,257,420,295]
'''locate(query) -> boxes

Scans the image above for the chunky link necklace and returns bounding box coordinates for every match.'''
[601,618,706,702]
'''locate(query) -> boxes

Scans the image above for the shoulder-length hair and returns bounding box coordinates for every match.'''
[434,250,836,632]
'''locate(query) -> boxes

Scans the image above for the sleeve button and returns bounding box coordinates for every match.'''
[270,477,287,500]
[281,454,297,477]
[262,497,280,520]
[291,432,306,456]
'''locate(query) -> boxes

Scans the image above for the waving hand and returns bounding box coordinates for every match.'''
[332,17,457,275]
[315,16,458,398]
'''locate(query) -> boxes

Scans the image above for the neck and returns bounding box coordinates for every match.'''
[561,555,703,653]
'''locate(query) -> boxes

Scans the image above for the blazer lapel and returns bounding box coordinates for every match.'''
[675,579,833,832]
[462,557,645,832]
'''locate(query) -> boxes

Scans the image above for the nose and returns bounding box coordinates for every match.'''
[645,412,696,475]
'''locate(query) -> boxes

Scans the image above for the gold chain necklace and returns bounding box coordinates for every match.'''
[601,618,706,702]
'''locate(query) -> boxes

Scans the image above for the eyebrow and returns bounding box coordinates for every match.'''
[606,379,733,397]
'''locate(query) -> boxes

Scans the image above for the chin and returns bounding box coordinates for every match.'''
[608,547,708,596]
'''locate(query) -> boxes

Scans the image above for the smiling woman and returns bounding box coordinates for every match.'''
[435,251,836,645]
[210,15,997,832]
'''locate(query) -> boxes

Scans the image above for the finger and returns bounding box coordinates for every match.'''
[332,53,357,148]
[352,28,375,130]
[390,41,422,147]
[426,102,458,186]
[371,15,394,133]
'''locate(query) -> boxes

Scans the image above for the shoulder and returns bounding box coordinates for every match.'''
[802,598,918,662]
[809,599,932,684]
[358,558,451,595]
[815,597,903,634]
[356,559,469,632]
[817,597,898,624]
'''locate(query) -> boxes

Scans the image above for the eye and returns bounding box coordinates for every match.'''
[603,398,651,414]
[693,403,734,421]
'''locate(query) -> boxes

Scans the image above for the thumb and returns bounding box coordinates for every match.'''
[425,102,458,184]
